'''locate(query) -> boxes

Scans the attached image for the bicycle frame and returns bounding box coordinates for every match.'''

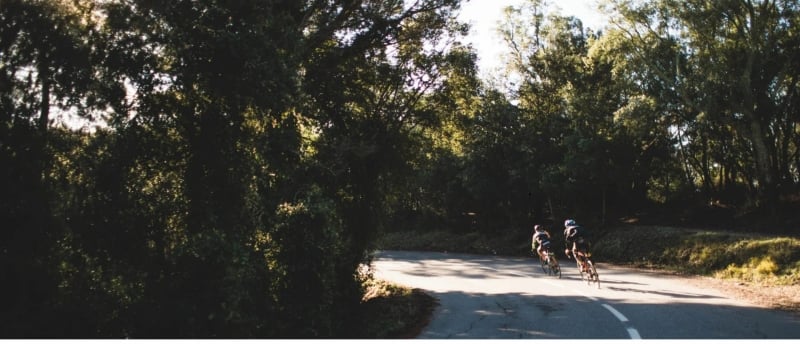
[573,249,589,270]
[572,248,599,287]
[537,244,561,278]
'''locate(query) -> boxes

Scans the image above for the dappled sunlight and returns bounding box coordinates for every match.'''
[377,250,730,302]
[582,265,734,306]
[373,251,800,339]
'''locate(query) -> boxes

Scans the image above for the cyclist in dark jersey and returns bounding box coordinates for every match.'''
[531,224,552,261]
[563,219,591,260]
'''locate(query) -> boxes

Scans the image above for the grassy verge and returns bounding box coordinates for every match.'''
[593,225,800,285]
[357,279,438,338]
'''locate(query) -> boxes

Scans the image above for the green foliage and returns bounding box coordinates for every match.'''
[594,226,800,285]
[378,229,533,256]
[711,238,800,285]
[1,0,466,338]
[2,0,800,338]
[607,0,800,210]
[359,279,438,338]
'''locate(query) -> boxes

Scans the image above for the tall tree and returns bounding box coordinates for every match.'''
[2,0,469,337]
[608,0,800,211]
[0,0,110,335]
[500,0,633,223]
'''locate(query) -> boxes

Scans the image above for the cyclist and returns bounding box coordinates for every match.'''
[531,224,552,261]
[563,219,591,270]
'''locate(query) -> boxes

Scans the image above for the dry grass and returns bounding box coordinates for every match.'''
[595,225,800,314]
[358,279,438,338]
[594,226,800,285]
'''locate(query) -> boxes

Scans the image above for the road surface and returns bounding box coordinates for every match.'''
[372,250,800,339]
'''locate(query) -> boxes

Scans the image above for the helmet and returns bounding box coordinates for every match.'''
[534,224,543,232]
[564,219,576,227]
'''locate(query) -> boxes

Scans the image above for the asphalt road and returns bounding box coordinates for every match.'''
[372,250,800,339]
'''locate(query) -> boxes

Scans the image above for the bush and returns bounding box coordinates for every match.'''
[594,226,800,285]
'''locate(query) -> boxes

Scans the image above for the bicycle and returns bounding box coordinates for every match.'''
[570,240,599,288]
[536,243,561,278]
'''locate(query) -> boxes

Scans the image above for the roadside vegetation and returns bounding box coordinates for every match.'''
[595,226,800,286]
[3,0,798,338]
[358,279,438,338]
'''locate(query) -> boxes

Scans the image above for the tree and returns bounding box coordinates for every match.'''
[2,0,470,337]
[608,0,800,212]
[499,0,635,224]
[0,0,111,335]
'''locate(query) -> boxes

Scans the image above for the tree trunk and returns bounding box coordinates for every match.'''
[37,57,51,183]
[38,57,50,133]
[748,116,778,208]
[601,186,606,225]
[740,46,778,211]
[547,196,557,226]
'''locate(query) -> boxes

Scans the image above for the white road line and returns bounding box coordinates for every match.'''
[602,304,629,322]
[600,304,641,340]
[506,267,641,339]
[627,328,642,340]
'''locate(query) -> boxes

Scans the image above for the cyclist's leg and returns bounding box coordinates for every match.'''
[572,242,582,265]
[575,244,588,272]
[582,241,593,271]
[541,241,550,259]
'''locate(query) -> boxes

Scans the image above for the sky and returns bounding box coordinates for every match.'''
[457,0,609,76]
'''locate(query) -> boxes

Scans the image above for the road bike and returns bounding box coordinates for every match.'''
[572,240,599,288]
[536,242,561,278]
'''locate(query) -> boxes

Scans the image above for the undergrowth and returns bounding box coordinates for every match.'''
[357,279,437,338]
[593,226,800,285]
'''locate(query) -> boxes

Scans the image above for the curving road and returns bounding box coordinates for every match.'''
[372,250,800,339]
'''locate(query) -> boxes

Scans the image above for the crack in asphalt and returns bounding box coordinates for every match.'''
[455,314,487,338]
[495,300,515,316]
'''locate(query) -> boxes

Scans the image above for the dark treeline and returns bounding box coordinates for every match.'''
[1,0,798,338]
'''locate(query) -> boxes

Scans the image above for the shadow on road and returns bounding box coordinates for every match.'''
[374,250,800,339]
[417,289,800,339]
[376,250,720,299]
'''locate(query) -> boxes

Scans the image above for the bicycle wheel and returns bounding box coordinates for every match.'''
[586,259,599,288]
[576,257,586,281]
[539,254,550,274]
[543,251,552,276]
[550,255,561,278]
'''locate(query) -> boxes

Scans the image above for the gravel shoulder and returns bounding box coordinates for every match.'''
[685,276,800,315]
